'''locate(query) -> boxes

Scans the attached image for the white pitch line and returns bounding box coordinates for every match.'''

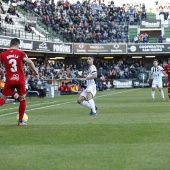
[0,100,59,112]
[0,101,74,117]
[0,88,140,117]
[95,88,140,98]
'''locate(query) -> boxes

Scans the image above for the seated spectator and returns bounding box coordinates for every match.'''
[130,64,136,78]
[119,70,125,79]
[25,23,33,33]
[158,34,163,43]
[45,15,50,26]
[70,83,79,92]
[134,35,139,43]
[65,82,72,92]
[143,33,149,43]
[33,1,37,7]
[100,75,106,83]
[28,77,45,97]
[7,7,12,14]
[59,82,66,92]
[139,35,144,43]
[103,31,108,41]
[141,12,147,20]
[97,81,104,91]
[5,14,10,24]
[0,2,5,14]
[8,6,19,17]
[5,14,14,25]
[17,0,25,8]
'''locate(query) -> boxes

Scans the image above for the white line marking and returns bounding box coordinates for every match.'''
[0,100,59,112]
[95,88,139,98]
[0,89,140,117]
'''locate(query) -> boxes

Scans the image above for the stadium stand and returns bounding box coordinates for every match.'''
[12,0,149,43]
[0,0,61,41]
[0,56,147,91]
[1,1,169,43]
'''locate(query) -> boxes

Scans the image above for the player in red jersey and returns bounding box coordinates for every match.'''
[163,58,170,101]
[0,38,38,126]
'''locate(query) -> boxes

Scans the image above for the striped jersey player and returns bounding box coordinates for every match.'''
[77,56,98,115]
[147,59,165,101]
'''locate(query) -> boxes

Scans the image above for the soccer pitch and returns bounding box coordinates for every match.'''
[0,88,170,170]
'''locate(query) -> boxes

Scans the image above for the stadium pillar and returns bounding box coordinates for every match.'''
[44,54,48,64]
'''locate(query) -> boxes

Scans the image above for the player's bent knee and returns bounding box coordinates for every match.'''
[77,96,86,104]
[77,98,83,104]
[86,93,93,100]
[77,100,81,104]
[86,97,90,101]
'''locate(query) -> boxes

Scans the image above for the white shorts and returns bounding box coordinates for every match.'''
[152,81,162,88]
[81,85,96,99]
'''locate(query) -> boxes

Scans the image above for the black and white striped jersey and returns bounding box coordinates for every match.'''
[150,66,163,81]
[86,65,97,86]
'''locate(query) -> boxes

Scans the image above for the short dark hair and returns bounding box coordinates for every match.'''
[153,59,158,62]
[88,55,94,59]
[10,38,20,47]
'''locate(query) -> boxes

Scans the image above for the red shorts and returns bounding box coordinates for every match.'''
[168,81,170,88]
[2,81,26,97]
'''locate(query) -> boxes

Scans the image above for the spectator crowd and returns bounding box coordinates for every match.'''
[134,33,149,43]
[0,56,146,96]
[16,0,147,43]
[156,1,170,21]
[0,57,146,81]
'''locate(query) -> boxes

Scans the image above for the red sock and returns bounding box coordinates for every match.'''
[0,98,5,106]
[19,100,26,120]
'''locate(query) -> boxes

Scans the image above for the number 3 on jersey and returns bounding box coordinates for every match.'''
[9,59,17,72]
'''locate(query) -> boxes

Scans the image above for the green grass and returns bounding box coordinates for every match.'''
[0,88,170,170]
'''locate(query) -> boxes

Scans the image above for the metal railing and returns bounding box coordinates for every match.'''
[16,6,65,42]
[0,26,65,41]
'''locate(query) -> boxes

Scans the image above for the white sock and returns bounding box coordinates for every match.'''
[152,90,155,99]
[88,99,96,113]
[81,101,91,108]
[160,90,164,99]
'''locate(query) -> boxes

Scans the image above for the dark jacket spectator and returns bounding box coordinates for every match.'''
[5,14,14,24]
[25,23,32,33]
[158,35,163,43]
[28,77,45,98]
[0,3,5,14]
[7,6,19,17]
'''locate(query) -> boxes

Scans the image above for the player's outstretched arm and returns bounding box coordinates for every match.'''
[23,58,38,76]
[79,73,97,81]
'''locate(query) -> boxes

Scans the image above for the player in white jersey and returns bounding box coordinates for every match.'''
[77,56,98,115]
[147,59,165,101]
